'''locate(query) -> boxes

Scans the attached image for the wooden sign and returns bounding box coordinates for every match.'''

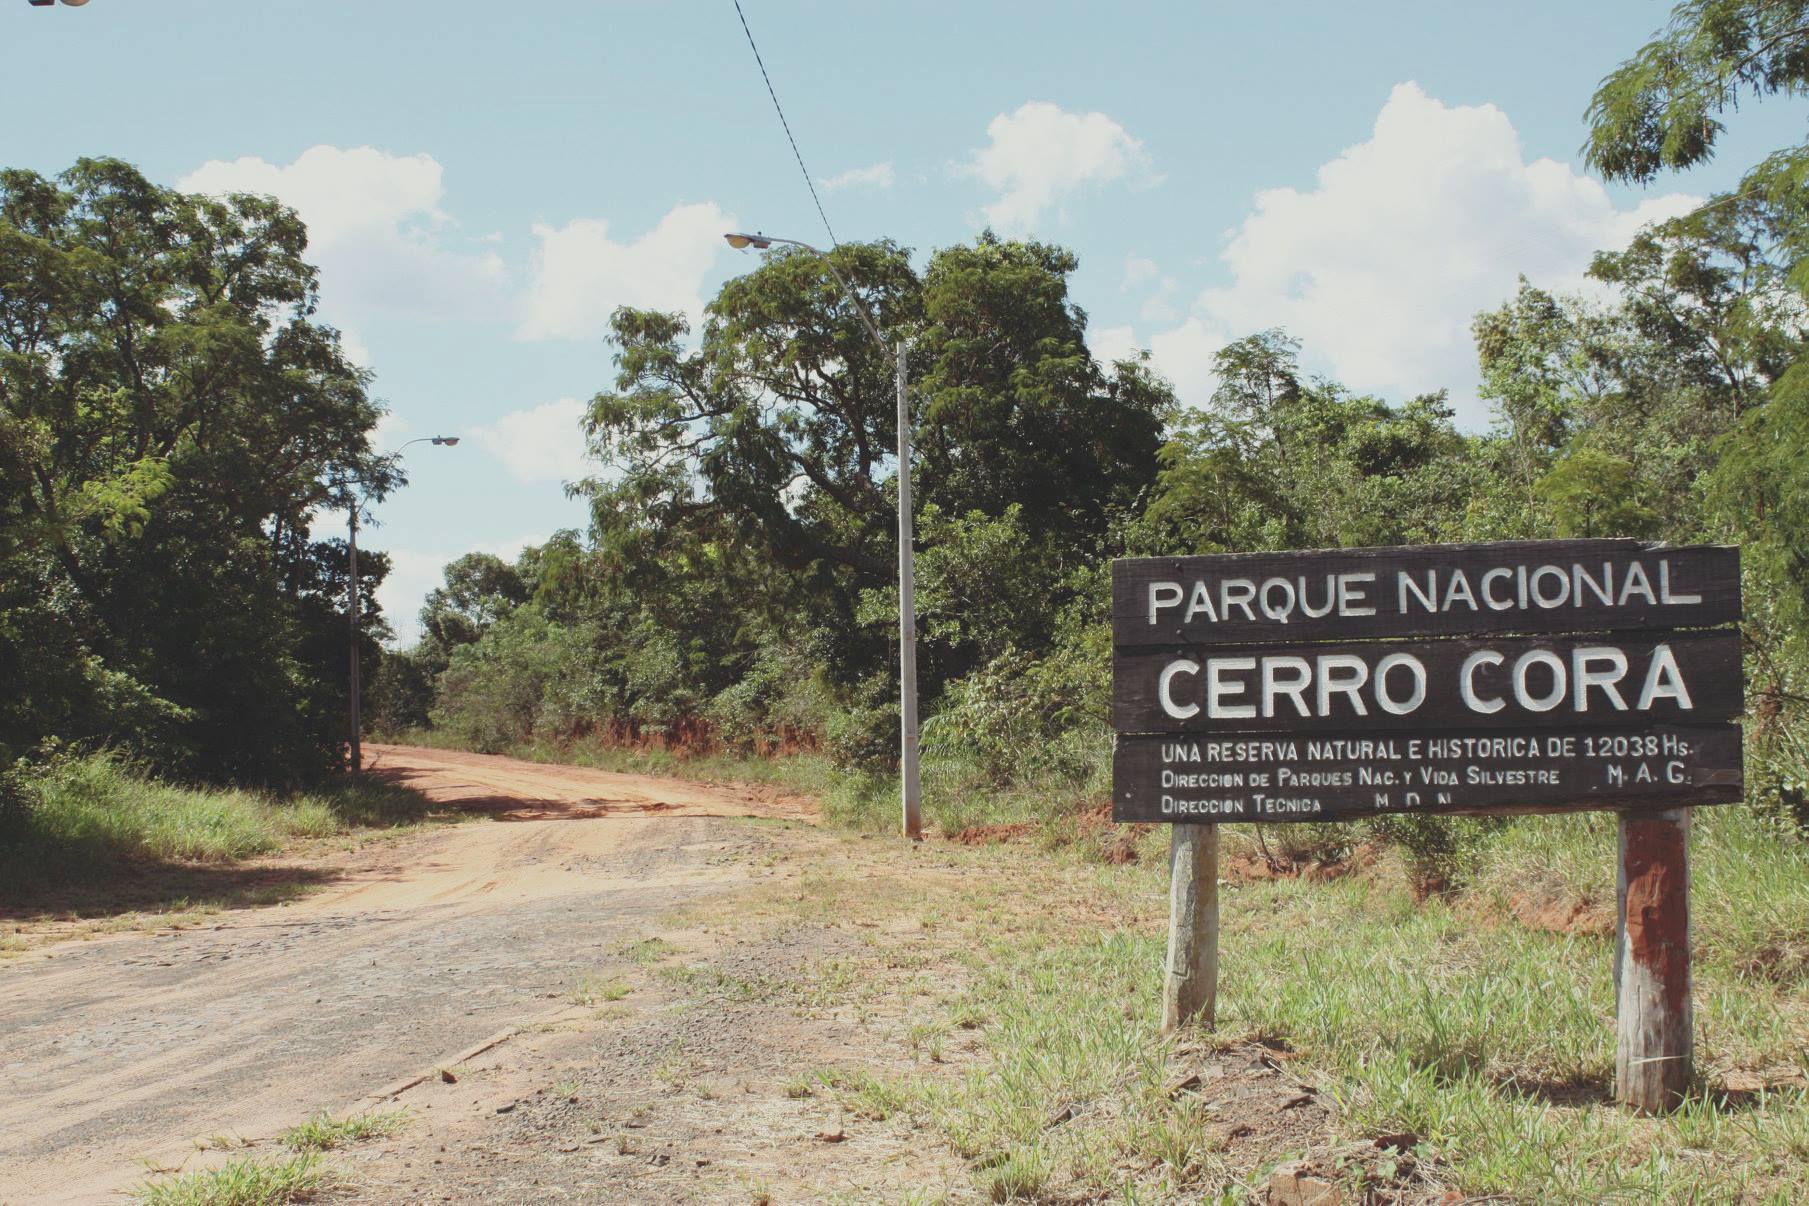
[1113,541,1743,824]
[1127,537,1740,1117]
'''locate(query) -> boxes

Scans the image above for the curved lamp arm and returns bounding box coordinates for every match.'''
[724,232,892,362]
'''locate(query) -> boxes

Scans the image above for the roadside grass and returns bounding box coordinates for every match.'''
[952,808,1808,1201]
[570,974,631,1006]
[133,1153,328,1205]
[372,732,1809,1196]
[279,1108,407,1152]
[0,752,443,909]
[662,804,1809,1201]
[620,936,678,965]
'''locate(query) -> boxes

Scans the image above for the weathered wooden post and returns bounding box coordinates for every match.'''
[1162,823,1219,1032]
[1615,807,1692,1113]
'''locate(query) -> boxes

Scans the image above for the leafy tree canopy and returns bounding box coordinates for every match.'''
[0,158,388,781]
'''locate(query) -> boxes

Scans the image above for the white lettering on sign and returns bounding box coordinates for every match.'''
[1148,557,1709,628]
[1153,643,1697,721]
[1638,645,1692,709]
[1158,659,1201,720]
[1374,652,1427,714]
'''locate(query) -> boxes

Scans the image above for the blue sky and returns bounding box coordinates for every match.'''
[6,1,1799,642]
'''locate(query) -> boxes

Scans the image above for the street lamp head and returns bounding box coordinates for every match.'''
[431,436,460,446]
[724,232,773,250]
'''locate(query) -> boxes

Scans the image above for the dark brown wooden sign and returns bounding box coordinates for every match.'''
[1112,540,1743,823]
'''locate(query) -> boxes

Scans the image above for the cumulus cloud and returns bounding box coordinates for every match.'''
[962,101,1152,234]
[518,202,734,341]
[180,146,506,323]
[471,397,592,485]
[1112,83,1696,420]
[1146,319,1233,405]
[369,410,410,450]
[820,162,895,191]
[1089,324,1141,369]
[1189,82,1695,418]
[1122,254,1181,323]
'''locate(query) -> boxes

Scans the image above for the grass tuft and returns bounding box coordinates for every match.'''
[279,1108,406,1152]
[134,1153,329,1205]
[569,975,631,1006]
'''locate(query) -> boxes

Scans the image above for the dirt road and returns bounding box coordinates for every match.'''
[0,745,818,1204]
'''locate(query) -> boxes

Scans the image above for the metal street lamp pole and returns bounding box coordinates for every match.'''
[343,435,459,774]
[724,232,922,840]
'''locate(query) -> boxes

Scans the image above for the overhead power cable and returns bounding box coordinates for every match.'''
[731,0,839,247]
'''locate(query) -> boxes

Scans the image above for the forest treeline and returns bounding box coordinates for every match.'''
[1,159,393,793]
[377,207,1809,851]
[5,1,1809,865]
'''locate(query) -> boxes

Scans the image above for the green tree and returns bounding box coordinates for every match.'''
[582,235,1169,696]
[416,551,532,675]
[1535,449,1659,537]
[1133,332,1478,555]
[1588,6,1809,816]
[0,158,389,781]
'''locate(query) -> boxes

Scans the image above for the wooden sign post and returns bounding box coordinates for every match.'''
[1111,540,1742,1108]
[1615,808,1692,1112]
[1162,823,1218,1031]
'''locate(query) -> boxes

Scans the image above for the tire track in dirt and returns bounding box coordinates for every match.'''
[0,745,815,1204]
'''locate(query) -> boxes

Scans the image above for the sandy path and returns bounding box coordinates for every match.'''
[0,746,815,1204]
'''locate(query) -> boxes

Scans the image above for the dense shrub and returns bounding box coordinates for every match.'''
[922,646,1105,785]
[430,611,603,753]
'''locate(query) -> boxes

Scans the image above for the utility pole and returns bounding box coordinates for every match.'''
[347,506,363,773]
[895,339,922,839]
[723,232,923,839]
[340,435,459,776]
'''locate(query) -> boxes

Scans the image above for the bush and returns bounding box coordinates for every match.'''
[0,758,29,849]
[367,649,436,736]
[1367,812,1505,898]
[1750,727,1809,838]
[704,643,827,752]
[921,646,1104,786]
[823,674,901,768]
[430,610,603,753]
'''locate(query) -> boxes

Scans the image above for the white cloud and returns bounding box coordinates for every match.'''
[471,397,592,484]
[1122,254,1181,323]
[337,327,374,369]
[518,202,734,341]
[1148,319,1230,405]
[1091,319,1226,404]
[820,162,895,191]
[962,101,1152,234]
[1174,82,1697,421]
[370,410,410,450]
[180,146,506,324]
[377,536,543,647]
[1090,324,1140,368]
[1122,256,1160,290]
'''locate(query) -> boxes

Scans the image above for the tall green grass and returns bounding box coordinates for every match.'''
[869,803,1809,1201]
[1,753,435,880]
